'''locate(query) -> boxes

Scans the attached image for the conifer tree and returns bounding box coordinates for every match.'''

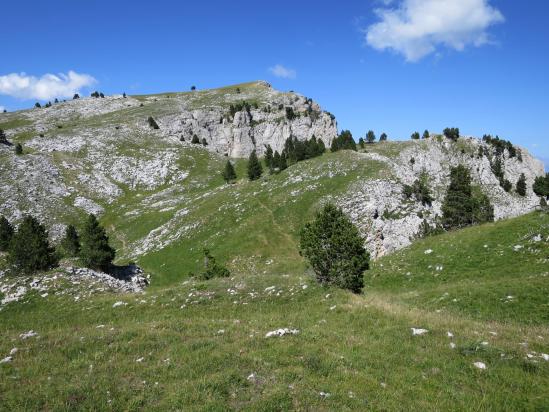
[79,214,115,271]
[317,139,326,154]
[516,173,527,197]
[8,215,58,274]
[442,165,494,229]
[272,151,281,172]
[358,137,365,149]
[191,134,200,144]
[14,143,23,155]
[379,133,388,141]
[222,160,237,183]
[533,174,549,198]
[422,130,430,139]
[279,151,288,170]
[264,145,274,169]
[411,131,420,140]
[366,130,376,144]
[247,151,263,180]
[299,204,369,293]
[0,216,14,251]
[60,224,81,257]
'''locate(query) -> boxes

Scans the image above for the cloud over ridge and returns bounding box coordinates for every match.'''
[268,64,297,79]
[0,71,97,100]
[365,0,504,61]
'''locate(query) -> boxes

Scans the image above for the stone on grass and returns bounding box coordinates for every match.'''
[20,330,38,339]
[0,356,12,364]
[473,361,487,370]
[265,328,299,338]
[411,328,429,336]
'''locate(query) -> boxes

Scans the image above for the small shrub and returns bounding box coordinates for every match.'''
[197,249,230,280]
[14,143,23,155]
[191,135,200,144]
[147,116,159,129]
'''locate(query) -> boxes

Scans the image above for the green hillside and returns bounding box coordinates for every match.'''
[1,211,548,410]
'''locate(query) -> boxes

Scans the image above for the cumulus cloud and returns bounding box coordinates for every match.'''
[268,64,296,79]
[365,0,504,61]
[0,71,97,100]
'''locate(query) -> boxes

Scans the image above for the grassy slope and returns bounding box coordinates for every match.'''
[1,212,548,410]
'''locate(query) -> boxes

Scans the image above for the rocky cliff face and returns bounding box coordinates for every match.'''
[154,81,337,157]
[338,138,545,258]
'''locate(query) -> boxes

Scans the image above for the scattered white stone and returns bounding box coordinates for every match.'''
[112,301,127,308]
[481,341,489,346]
[473,361,487,370]
[19,330,38,339]
[329,305,337,311]
[265,328,299,338]
[513,245,523,251]
[447,331,454,338]
[449,342,456,349]
[136,357,144,362]
[541,354,549,361]
[40,293,48,298]
[411,328,429,336]
[319,391,331,399]
[264,286,276,292]
[9,348,18,355]
[247,373,258,383]
[217,329,225,335]
[302,285,308,290]
[532,234,542,242]
[424,249,433,254]
[0,356,12,364]
[96,325,105,329]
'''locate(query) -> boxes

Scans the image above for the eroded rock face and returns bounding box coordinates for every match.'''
[338,138,545,258]
[156,85,337,157]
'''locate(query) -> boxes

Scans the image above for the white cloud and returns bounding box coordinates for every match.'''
[365,0,504,62]
[0,106,5,112]
[0,71,97,100]
[268,64,297,79]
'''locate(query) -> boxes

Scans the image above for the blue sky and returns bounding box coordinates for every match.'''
[1,0,548,166]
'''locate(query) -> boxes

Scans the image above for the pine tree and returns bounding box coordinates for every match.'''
[8,215,58,274]
[198,249,230,280]
[317,139,326,154]
[222,160,237,183]
[443,127,460,141]
[272,151,281,172]
[14,143,23,155]
[0,216,14,251]
[330,138,339,152]
[379,133,388,141]
[358,137,365,149]
[516,173,527,197]
[60,224,81,257]
[299,204,369,293]
[264,145,274,170]
[201,138,208,146]
[442,165,474,229]
[247,151,263,180]
[279,151,288,170]
[411,131,420,140]
[73,93,80,100]
[442,165,494,229]
[422,130,430,139]
[79,214,115,271]
[366,130,376,144]
[191,135,200,144]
